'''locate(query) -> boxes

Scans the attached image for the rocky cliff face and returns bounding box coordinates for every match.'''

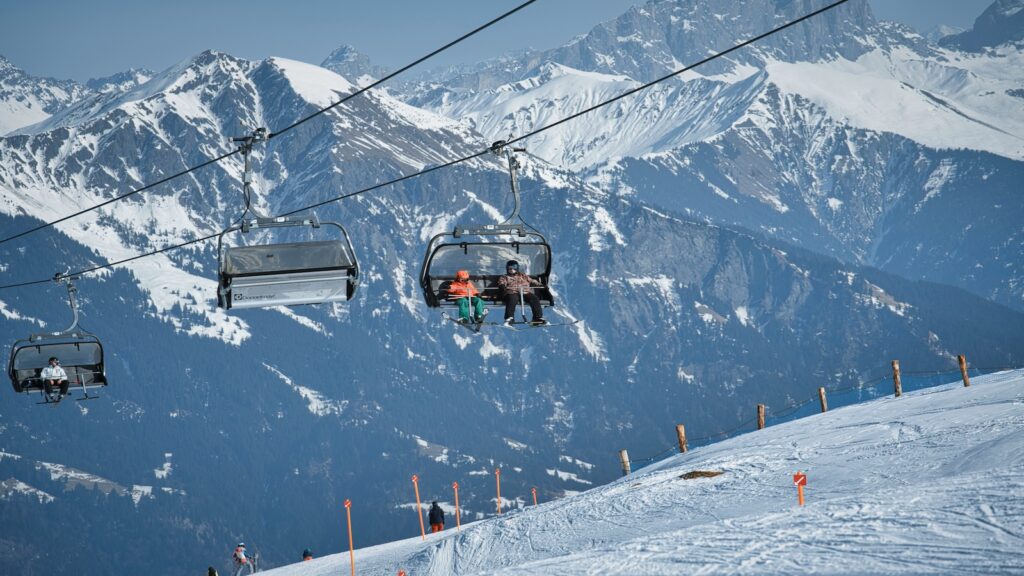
[939,0,1024,51]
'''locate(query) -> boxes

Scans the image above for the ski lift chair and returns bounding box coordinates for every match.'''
[6,273,107,400]
[217,215,359,309]
[216,128,360,310]
[419,140,555,312]
[8,335,106,395]
[420,228,554,308]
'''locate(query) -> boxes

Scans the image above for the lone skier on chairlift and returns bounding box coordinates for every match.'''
[41,356,69,401]
[498,260,545,325]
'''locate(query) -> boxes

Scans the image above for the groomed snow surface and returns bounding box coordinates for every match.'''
[266,371,1024,575]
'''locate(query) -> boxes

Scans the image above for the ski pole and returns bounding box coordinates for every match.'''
[518,288,527,323]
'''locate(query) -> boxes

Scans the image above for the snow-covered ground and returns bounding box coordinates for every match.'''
[266,370,1024,575]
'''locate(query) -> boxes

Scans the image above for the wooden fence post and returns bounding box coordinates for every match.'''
[757,404,766,430]
[958,354,971,387]
[818,387,828,413]
[675,424,688,453]
[618,449,631,476]
[892,360,903,397]
[495,468,502,516]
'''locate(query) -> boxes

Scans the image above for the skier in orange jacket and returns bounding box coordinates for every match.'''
[448,269,487,323]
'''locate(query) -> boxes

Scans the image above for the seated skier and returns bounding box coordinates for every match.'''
[448,269,487,323]
[497,260,545,325]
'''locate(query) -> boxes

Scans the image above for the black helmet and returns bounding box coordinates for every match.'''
[48,357,58,363]
[506,260,519,269]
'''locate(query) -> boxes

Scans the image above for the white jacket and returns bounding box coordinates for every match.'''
[41,365,67,380]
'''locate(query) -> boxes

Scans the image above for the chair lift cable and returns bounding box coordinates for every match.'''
[0,0,540,247]
[0,0,850,291]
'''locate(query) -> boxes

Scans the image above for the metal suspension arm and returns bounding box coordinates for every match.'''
[490,140,527,226]
[232,127,269,219]
[54,271,81,335]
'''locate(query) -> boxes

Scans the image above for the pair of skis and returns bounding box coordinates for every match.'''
[442,312,577,333]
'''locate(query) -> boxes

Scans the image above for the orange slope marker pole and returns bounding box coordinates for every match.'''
[344,499,355,576]
[412,474,426,540]
[531,487,538,506]
[495,468,503,515]
[453,481,462,531]
[793,471,807,506]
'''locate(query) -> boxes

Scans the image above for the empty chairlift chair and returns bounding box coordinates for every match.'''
[215,127,359,310]
[217,215,359,309]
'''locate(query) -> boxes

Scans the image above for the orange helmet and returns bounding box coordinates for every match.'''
[456,270,469,280]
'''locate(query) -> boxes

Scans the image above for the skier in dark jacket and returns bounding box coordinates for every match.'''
[428,501,445,533]
[497,260,545,325]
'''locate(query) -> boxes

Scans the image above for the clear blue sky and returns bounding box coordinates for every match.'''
[0,0,994,82]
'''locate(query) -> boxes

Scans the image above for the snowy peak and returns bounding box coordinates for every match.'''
[924,24,965,43]
[940,0,1024,51]
[516,0,882,82]
[84,68,154,94]
[266,56,356,107]
[0,55,87,135]
[12,50,259,136]
[320,44,388,87]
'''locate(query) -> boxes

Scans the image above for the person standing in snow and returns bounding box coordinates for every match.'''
[41,356,69,400]
[207,568,219,576]
[497,260,545,325]
[448,269,487,323]
[232,543,255,575]
[428,501,445,533]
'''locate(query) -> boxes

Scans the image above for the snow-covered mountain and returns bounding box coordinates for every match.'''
[1,2,1023,574]
[0,55,89,135]
[263,370,1024,575]
[924,24,965,43]
[939,0,1024,51]
[399,0,1024,310]
[320,45,389,87]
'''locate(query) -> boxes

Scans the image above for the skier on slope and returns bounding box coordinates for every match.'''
[429,501,446,533]
[232,542,255,575]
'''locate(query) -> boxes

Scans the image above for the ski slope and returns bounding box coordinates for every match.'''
[265,370,1024,575]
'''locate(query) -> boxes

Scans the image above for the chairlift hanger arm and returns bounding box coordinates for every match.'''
[488,140,527,226]
[51,271,82,336]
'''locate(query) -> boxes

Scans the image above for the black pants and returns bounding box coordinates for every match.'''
[504,292,543,322]
[44,379,69,396]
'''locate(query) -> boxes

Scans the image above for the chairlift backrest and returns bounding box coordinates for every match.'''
[217,219,359,309]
